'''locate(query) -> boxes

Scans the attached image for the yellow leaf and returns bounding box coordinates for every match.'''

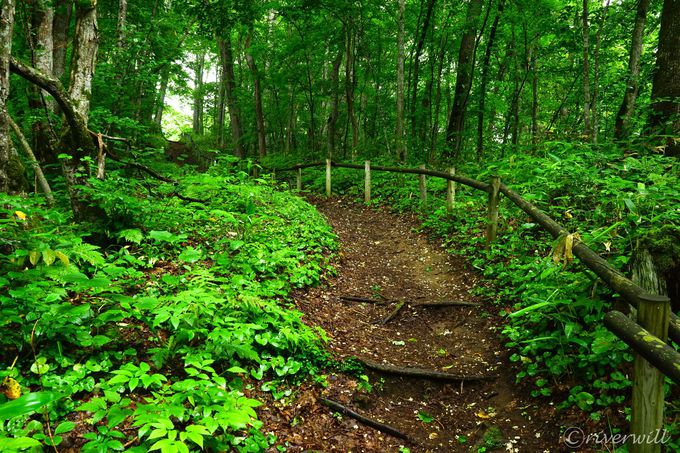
[29,251,41,266]
[14,211,27,221]
[54,251,70,267]
[476,411,491,419]
[42,249,56,266]
[1,377,22,400]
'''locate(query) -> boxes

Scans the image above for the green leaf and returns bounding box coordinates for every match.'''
[178,246,203,263]
[55,421,77,435]
[0,437,42,449]
[119,229,144,244]
[0,392,64,421]
[417,411,434,423]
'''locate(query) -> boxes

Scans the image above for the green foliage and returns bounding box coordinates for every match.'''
[0,161,338,450]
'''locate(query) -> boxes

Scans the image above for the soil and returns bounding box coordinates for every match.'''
[258,197,571,452]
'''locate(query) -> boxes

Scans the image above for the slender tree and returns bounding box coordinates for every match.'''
[245,28,267,158]
[396,0,406,161]
[219,34,245,157]
[582,0,591,140]
[0,0,18,193]
[445,0,483,159]
[614,0,650,140]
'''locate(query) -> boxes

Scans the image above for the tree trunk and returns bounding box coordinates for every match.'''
[327,48,343,159]
[52,0,72,82]
[649,0,680,156]
[218,35,244,158]
[582,0,591,140]
[29,0,55,163]
[591,0,610,144]
[116,0,127,49]
[154,64,170,127]
[68,0,98,119]
[345,24,359,155]
[531,52,538,144]
[396,0,406,161]
[476,0,505,160]
[0,0,19,194]
[614,0,650,140]
[192,51,205,135]
[445,0,483,159]
[245,29,266,158]
[409,0,436,140]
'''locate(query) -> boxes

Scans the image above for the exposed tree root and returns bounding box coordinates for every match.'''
[319,397,414,442]
[377,300,406,324]
[359,358,498,382]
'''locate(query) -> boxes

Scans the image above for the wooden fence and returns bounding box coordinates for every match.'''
[272,159,680,453]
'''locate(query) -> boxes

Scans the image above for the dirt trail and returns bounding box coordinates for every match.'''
[260,197,564,452]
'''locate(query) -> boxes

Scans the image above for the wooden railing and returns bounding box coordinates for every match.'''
[272,159,679,452]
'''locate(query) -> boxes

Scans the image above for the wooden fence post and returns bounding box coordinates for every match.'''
[485,176,501,248]
[419,164,427,207]
[296,167,302,191]
[630,293,670,453]
[326,159,332,198]
[364,160,371,203]
[447,167,456,213]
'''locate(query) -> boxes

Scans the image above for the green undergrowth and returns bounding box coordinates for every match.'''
[277,144,679,439]
[0,158,338,451]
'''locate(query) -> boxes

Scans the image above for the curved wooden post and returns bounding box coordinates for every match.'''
[630,293,670,453]
[326,159,332,197]
[364,160,371,203]
[485,176,501,248]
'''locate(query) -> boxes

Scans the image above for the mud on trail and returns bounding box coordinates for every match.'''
[258,197,565,452]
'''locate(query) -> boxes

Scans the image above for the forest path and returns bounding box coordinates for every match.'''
[260,197,562,452]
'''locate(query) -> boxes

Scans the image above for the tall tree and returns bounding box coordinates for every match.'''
[650,0,680,156]
[327,47,343,159]
[52,0,72,82]
[192,51,205,135]
[409,0,436,140]
[445,0,483,159]
[0,0,18,193]
[476,0,505,159]
[219,34,245,158]
[582,0,592,140]
[69,0,98,118]
[396,0,406,161]
[614,0,650,140]
[245,28,267,158]
[29,0,55,162]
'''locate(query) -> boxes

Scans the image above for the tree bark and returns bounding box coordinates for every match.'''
[245,29,267,158]
[192,51,205,135]
[116,0,127,49]
[218,35,244,158]
[68,0,98,119]
[614,0,650,140]
[476,0,505,160]
[344,23,359,155]
[409,0,436,141]
[396,0,406,161]
[649,0,680,156]
[28,0,55,163]
[154,64,170,127]
[327,48,343,159]
[52,0,72,82]
[582,0,591,140]
[591,0,610,144]
[0,0,18,194]
[445,0,483,159]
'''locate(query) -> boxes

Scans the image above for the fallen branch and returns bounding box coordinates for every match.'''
[319,398,413,442]
[359,358,497,382]
[378,300,406,324]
